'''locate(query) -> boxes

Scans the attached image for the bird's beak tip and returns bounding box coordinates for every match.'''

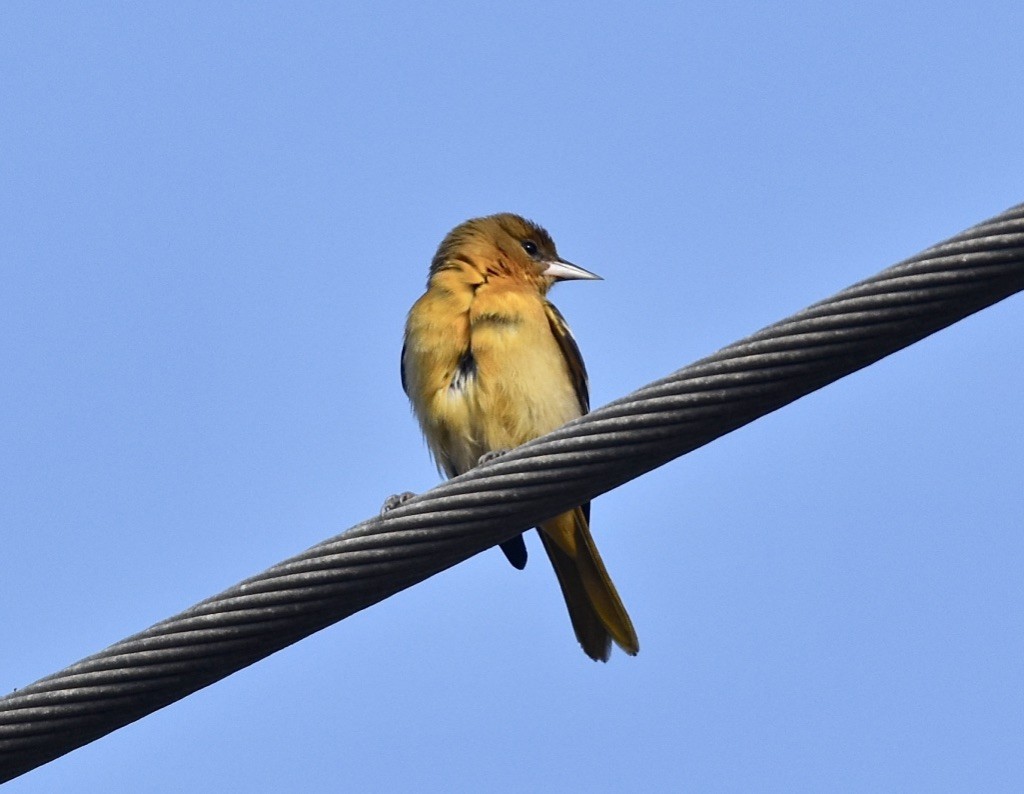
[544,259,603,282]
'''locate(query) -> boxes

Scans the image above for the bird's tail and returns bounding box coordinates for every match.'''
[538,507,639,662]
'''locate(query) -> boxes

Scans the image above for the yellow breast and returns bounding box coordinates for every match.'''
[404,278,581,476]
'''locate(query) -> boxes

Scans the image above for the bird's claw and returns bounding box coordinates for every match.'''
[380,491,416,516]
[477,449,511,466]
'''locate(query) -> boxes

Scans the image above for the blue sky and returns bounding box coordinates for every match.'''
[3,3,1023,791]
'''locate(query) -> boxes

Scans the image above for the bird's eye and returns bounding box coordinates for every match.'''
[521,240,539,257]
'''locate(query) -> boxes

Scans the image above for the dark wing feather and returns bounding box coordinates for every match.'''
[544,302,590,413]
[500,535,528,569]
[400,339,409,397]
[544,302,593,547]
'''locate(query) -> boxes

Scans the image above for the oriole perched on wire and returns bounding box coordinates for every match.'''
[398,213,638,661]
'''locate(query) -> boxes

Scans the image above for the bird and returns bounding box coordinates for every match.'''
[398,213,639,661]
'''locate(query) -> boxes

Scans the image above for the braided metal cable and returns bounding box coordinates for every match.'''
[2,204,1023,781]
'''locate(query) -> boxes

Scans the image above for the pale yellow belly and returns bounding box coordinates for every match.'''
[435,314,582,475]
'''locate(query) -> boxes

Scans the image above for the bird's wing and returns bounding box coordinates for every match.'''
[544,302,590,414]
[400,339,409,396]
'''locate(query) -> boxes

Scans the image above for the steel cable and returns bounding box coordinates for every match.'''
[2,204,1023,781]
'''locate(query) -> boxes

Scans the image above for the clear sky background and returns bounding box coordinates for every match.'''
[3,3,1023,791]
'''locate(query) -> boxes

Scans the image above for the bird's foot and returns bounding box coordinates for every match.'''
[477,448,511,466]
[380,491,416,516]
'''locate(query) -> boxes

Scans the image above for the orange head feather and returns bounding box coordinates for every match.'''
[428,213,600,291]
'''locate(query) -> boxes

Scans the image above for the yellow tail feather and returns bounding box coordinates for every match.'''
[538,507,639,661]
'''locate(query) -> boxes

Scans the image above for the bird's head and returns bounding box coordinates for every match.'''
[429,213,601,292]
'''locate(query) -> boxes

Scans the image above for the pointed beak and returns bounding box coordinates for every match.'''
[542,258,602,281]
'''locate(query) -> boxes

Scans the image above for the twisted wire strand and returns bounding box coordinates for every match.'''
[2,204,1023,781]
